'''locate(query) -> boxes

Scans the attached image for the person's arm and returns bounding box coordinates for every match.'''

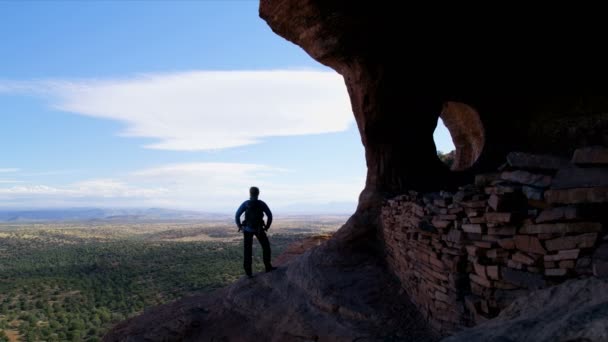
[235,201,247,231]
[261,201,272,230]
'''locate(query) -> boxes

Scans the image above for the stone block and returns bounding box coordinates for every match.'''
[512,252,536,265]
[488,226,517,236]
[485,212,513,224]
[545,268,568,276]
[552,166,608,190]
[572,146,608,165]
[448,206,464,214]
[535,206,579,223]
[507,259,523,269]
[483,235,500,242]
[486,248,509,259]
[522,186,545,201]
[520,222,602,234]
[545,187,608,204]
[544,233,598,251]
[475,173,501,187]
[432,218,451,229]
[470,217,486,224]
[501,170,553,188]
[488,192,526,211]
[559,260,575,269]
[434,198,451,207]
[502,267,546,289]
[435,290,451,303]
[474,241,494,249]
[506,152,570,170]
[544,249,581,261]
[473,262,487,278]
[445,229,463,243]
[466,209,484,217]
[470,273,493,288]
[498,238,515,250]
[486,265,500,280]
[461,200,487,208]
[462,224,484,234]
[514,235,547,255]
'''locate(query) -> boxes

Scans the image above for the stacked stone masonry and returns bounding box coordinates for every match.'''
[381,146,608,335]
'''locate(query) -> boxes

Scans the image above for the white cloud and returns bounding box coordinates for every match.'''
[0,70,352,151]
[0,162,364,212]
[0,168,19,173]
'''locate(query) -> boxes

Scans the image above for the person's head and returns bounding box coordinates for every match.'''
[249,186,260,199]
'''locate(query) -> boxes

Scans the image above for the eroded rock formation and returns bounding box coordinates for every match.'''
[105,1,608,341]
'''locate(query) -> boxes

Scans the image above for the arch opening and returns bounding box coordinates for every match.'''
[434,101,485,171]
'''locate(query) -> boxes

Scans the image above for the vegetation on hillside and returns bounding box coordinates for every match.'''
[0,219,343,341]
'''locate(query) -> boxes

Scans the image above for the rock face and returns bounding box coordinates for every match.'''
[105,1,608,340]
[105,234,438,342]
[443,277,608,342]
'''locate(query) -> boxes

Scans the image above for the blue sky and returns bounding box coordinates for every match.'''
[0,1,453,213]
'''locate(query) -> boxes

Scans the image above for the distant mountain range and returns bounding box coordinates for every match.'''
[0,208,229,222]
[275,201,357,215]
[0,203,356,222]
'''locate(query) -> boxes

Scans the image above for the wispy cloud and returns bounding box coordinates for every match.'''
[0,162,363,212]
[0,70,352,151]
[0,168,19,173]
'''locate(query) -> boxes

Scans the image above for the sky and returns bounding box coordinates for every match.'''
[0,1,454,213]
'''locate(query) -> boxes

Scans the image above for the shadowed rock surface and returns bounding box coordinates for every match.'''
[104,232,438,342]
[443,277,608,342]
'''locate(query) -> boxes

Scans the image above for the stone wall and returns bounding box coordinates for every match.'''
[381,147,608,335]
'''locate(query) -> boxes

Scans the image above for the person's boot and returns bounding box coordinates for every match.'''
[265,266,277,273]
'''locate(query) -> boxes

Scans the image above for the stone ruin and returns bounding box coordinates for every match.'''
[381,148,608,335]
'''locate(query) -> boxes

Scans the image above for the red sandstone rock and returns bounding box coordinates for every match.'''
[572,146,608,165]
[545,187,608,204]
[545,268,568,276]
[512,252,536,265]
[520,222,602,234]
[501,170,553,188]
[488,226,517,236]
[470,274,492,288]
[544,233,598,251]
[486,265,500,280]
[506,152,570,171]
[544,249,581,262]
[514,235,546,255]
[551,166,608,189]
[535,206,579,223]
[485,212,512,223]
[475,173,501,187]
[462,224,484,234]
[498,238,515,250]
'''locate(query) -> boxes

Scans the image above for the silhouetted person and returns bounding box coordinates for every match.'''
[235,186,276,278]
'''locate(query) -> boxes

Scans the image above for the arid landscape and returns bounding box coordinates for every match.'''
[0,217,345,341]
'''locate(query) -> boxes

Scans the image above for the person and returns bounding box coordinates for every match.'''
[235,186,277,278]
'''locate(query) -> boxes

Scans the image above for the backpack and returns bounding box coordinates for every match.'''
[244,200,264,231]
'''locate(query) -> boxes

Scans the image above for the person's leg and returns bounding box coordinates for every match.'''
[243,231,254,277]
[255,230,275,272]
